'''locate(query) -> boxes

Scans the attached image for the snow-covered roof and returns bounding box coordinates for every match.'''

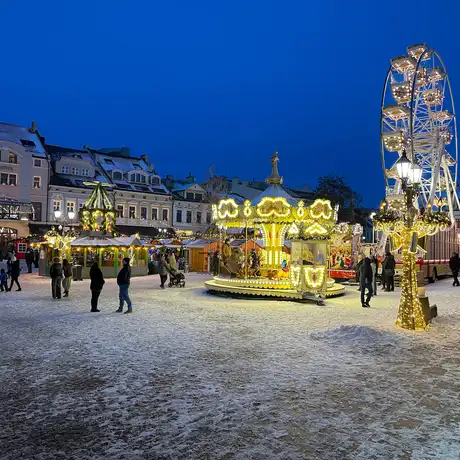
[70,235,142,247]
[186,239,215,248]
[251,184,298,206]
[0,122,47,158]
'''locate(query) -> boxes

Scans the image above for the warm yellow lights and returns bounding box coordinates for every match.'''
[304,266,326,290]
[304,223,327,236]
[310,199,333,220]
[217,199,239,219]
[290,265,301,287]
[243,200,252,218]
[256,197,291,218]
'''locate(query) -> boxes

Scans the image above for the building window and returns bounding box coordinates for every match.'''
[33,176,41,189]
[0,173,8,185]
[130,173,135,182]
[151,177,160,185]
[176,210,182,223]
[186,211,192,223]
[195,193,203,201]
[34,159,42,167]
[117,205,124,218]
[79,202,84,210]
[206,212,211,224]
[71,167,79,175]
[140,175,146,183]
[104,159,114,165]
[186,192,194,200]
[61,166,69,174]
[18,243,28,253]
[113,171,122,180]
[129,206,136,219]
[8,152,17,164]
[82,168,89,177]
[152,208,158,220]
[196,211,202,223]
[53,200,62,211]
[163,209,168,221]
[140,206,147,220]
[9,174,16,186]
[66,201,75,213]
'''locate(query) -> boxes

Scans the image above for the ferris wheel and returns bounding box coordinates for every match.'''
[381,43,460,222]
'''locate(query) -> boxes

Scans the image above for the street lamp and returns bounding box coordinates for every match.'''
[54,210,62,220]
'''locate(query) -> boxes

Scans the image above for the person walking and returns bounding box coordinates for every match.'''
[382,252,396,291]
[25,248,34,273]
[62,259,72,297]
[116,257,132,313]
[370,255,378,296]
[49,257,63,299]
[0,268,8,292]
[89,261,104,312]
[449,252,460,286]
[158,253,168,289]
[8,255,21,292]
[360,257,373,308]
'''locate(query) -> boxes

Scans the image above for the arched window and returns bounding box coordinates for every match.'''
[113,171,123,180]
[8,152,17,164]
[151,176,160,185]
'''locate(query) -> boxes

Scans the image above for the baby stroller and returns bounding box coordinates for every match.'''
[166,265,186,288]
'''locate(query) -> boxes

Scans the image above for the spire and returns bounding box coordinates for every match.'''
[266,150,283,185]
[83,181,114,211]
[81,181,116,233]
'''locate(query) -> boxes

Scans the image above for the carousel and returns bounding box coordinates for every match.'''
[205,152,345,302]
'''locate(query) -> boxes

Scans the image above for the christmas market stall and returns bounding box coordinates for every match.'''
[205,152,345,301]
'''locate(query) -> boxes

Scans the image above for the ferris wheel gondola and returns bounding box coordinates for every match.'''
[381,43,460,222]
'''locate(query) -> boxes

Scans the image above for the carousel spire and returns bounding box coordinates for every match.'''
[266,150,283,185]
[81,181,116,233]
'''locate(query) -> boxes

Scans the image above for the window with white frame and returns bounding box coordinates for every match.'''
[66,201,75,213]
[206,212,211,224]
[196,211,202,223]
[176,209,182,222]
[117,205,124,218]
[33,176,41,189]
[8,152,17,164]
[53,200,62,211]
[113,171,122,180]
[8,174,16,186]
[71,167,79,175]
[33,159,42,167]
[82,168,89,177]
[61,166,69,174]
[1,173,16,185]
[186,211,192,223]
[18,243,27,253]
[151,208,158,220]
[129,206,136,219]
[140,206,147,220]
[163,209,169,221]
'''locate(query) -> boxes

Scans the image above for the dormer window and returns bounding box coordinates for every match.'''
[151,177,160,185]
[113,171,123,180]
[8,152,17,164]
[61,166,69,174]
[104,159,114,165]
[133,164,141,170]
[20,139,36,148]
[129,173,146,183]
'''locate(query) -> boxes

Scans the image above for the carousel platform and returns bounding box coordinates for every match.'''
[205,277,345,300]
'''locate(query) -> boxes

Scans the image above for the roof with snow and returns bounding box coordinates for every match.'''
[0,122,47,158]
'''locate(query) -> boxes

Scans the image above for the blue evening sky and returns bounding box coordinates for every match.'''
[1,1,458,206]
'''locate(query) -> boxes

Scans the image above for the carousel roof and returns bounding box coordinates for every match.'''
[70,235,142,247]
[251,183,297,206]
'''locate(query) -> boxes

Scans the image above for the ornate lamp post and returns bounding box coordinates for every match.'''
[374,150,450,330]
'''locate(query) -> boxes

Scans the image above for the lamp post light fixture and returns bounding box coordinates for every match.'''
[54,209,62,220]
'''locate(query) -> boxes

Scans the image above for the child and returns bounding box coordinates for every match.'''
[0,268,7,292]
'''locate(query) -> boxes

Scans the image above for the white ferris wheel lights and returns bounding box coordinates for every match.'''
[407,43,430,61]
[391,56,417,73]
[382,131,403,152]
[391,82,412,103]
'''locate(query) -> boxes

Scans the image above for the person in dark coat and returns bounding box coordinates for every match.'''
[25,248,34,273]
[62,259,72,297]
[8,256,21,292]
[116,257,132,313]
[382,252,396,291]
[33,248,39,268]
[49,257,63,299]
[158,254,168,289]
[89,261,104,312]
[360,257,373,307]
[449,252,460,286]
[0,268,8,292]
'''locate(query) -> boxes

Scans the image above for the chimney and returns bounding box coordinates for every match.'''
[140,153,149,163]
[30,121,37,133]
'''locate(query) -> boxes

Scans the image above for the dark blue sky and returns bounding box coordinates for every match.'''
[1,1,459,205]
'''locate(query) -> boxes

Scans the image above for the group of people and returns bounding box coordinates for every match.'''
[357,252,396,308]
[0,251,22,292]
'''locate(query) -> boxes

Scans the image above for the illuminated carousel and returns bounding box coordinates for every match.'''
[205,152,345,302]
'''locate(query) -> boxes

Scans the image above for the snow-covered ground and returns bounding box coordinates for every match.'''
[1,271,460,460]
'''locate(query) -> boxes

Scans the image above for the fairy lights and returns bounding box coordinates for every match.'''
[304,223,327,236]
[256,197,291,218]
[310,199,333,220]
[217,198,239,219]
[304,266,326,290]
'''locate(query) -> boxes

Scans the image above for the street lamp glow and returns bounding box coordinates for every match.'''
[408,162,423,184]
[54,210,62,219]
[370,212,376,220]
[68,211,75,220]
[395,150,411,180]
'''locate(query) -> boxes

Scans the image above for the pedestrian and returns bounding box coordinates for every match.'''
[62,259,72,297]
[49,257,63,299]
[0,268,7,292]
[25,248,34,273]
[449,252,460,286]
[33,248,39,268]
[89,261,104,312]
[370,255,378,296]
[360,257,373,308]
[158,253,168,289]
[169,251,177,269]
[8,255,21,292]
[355,256,363,291]
[6,251,13,276]
[116,257,132,313]
[382,252,396,291]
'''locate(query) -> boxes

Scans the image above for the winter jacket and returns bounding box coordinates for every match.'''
[158,258,168,276]
[10,260,21,277]
[0,272,7,283]
[62,263,72,278]
[449,255,460,271]
[117,265,131,286]
[25,251,34,264]
[360,258,373,283]
[90,265,105,291]
[49,262,63,279]
[382,255,396,273]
